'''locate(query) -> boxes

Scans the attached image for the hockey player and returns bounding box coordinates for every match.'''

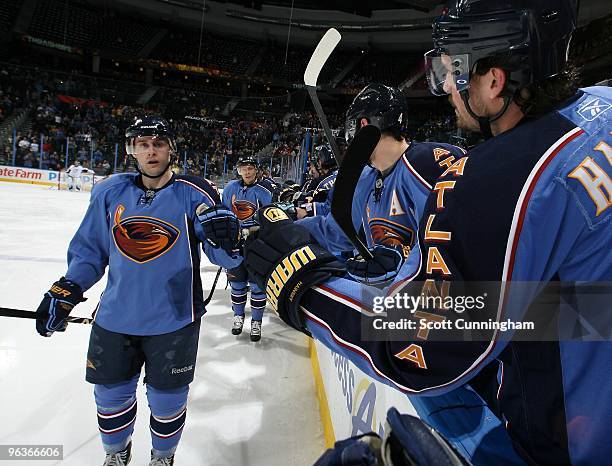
[295,144,338,219]
[296,84,515,463]
[257,163,280,195]
[35,116,242,466]
[222,156,274,341]
[245,0,611,464]
[298,83,466,262]
[66,160,94,191]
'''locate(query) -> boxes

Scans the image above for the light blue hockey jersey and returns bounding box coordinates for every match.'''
[65,173,242,336]
[299,141,465,257]
[222,178,274,228]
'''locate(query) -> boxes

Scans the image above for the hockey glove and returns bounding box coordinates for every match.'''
[244,205,345,332]
[314,408,470,466]
[274,186,299,204]
[36,277,86,337]
[196,204,241,251]
[314,434,381,466]
[346,246,404,285]
[312,188,331,203]
[274,201,297,221]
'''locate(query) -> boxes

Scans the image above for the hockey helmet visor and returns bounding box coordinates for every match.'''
[127,136,174,156]
[125,116,177,156]
[424,51,471,96]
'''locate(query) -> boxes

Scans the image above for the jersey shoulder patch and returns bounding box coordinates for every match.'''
[558,87,612,136]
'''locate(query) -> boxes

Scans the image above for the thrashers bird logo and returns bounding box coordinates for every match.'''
[112,204,180,263]
[369,218,414,259]
[231,195,257,221]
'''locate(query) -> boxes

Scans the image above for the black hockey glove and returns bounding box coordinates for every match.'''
[314,407,470,466]
[274,186,299,204]
[36,277,86,337]
[196,204,241,251]
[312,188,331,203]
[346,246,404,285]
[244,205,345,332]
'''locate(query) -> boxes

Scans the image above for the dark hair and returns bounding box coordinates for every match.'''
[382,126,405,142]
[473,55,580,117]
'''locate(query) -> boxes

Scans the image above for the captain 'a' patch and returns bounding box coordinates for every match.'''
[389,189,406,216]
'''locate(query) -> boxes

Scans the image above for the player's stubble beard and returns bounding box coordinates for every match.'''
[449,92,481,133]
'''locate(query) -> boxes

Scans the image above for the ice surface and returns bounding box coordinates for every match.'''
[0,183,323,465]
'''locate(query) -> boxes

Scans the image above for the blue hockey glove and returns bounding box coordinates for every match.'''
[314,434,381,466]
[380,408,471,465]
[314,408,470,466]
[36,277,86,337]
[244,204,345,332]
[197,204,241,251]
[346,246,404,285]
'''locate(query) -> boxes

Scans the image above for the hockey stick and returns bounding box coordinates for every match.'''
[0,307,93,325]
[304,28,342,165]
[331,125,380,260]
[203,266,222,306]
[304,28,380,260]
[1,268,222,324]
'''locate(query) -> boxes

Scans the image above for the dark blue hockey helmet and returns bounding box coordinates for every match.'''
[236,156,258,169]
[345,83,408,144]
[425,0,578,97]
[312,144,337,170]
[125,115,177,155]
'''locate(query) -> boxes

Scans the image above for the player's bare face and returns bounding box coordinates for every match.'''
[238,165,257,185]
[132,136,171,177]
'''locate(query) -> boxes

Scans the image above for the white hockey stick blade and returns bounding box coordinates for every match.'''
[304,28,341,87]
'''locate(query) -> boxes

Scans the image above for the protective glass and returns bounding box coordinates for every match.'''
[345,118,357,143]
[126,136,171,156]
[237,164,257,176]
[424,50,471,96]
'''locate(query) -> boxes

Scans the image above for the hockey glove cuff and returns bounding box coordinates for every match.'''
[196,204,241,251]
[244,205,345,332]
[36,277,86,337]
[346,246,404,285]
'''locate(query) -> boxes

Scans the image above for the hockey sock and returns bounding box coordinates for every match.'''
[249,282,266,321]
[230,281,247,316]
[147,384,189,458]
[94,374,139,454]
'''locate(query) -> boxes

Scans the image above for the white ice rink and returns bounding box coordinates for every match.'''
[0,182,324,465]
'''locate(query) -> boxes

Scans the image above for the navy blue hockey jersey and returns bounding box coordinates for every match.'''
[300,141,465,257]
[296,87,612,465]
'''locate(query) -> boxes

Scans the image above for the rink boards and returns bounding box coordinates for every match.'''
[1,171,414,452]
[0,165,101,191]
[310,339,417,447]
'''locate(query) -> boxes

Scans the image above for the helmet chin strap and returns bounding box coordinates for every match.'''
[460,90,512,139]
